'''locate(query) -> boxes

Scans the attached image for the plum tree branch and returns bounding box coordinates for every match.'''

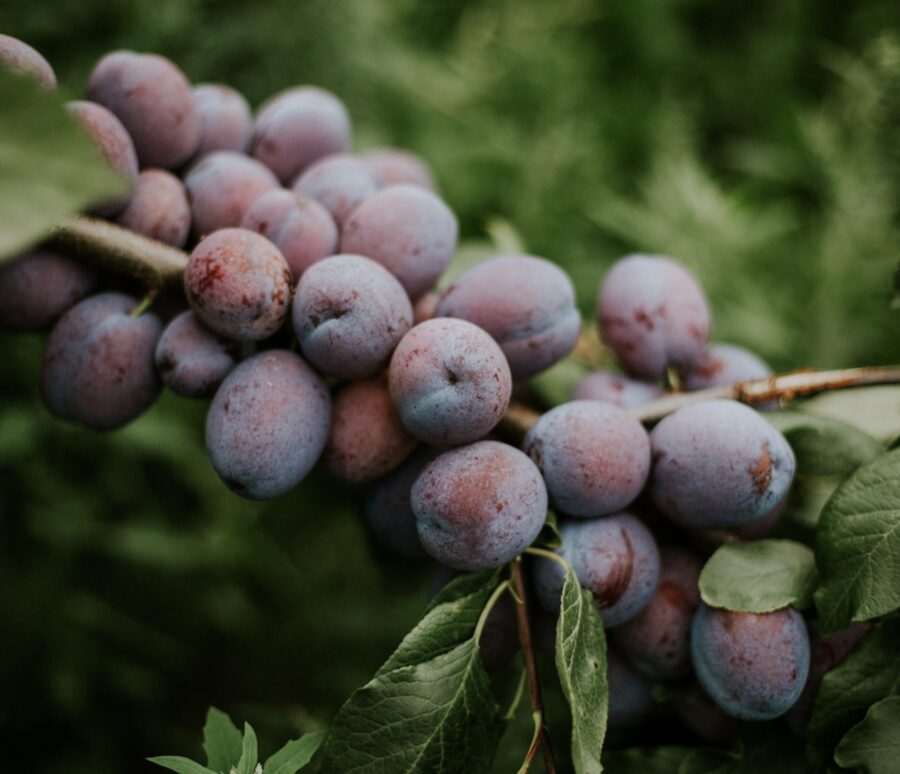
[510,559,557,774]
[52,215,188,288]
[49,216,900,443]
[500,365,900,438]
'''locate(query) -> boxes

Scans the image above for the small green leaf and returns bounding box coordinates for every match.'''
[319,572,503,773]
[834,696,900,774]
[699,539,817,612]
[808,621,900,746]
[264,731,325,774]
[801,387,900,444]
[0,71,128,260]
[147,757,216,774]
[203,707,243,773]
[235,724,258,774]
[767,411,882,477]
[814,449,900,631]
[556,564,608,773]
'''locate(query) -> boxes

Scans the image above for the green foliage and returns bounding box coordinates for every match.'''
[554,560,608,773]
[808,621,900,749]
[319,572,503,773]
[767,411,882,477]
[150,709,323,774]
[834,696,900,774]
[0,70,126,259]
[814,449,900,631]
[801,386,900,444]
[699,540,817,613]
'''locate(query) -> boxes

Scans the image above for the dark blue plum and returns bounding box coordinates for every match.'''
[683,344,771,391]
[607,647,654,728]
[324,375,417,483]
[612,546,702,679]
[389,318,512,446]
[533,513,660,626]
[293,254,413,380]
[205,350,331,500]
[523,400,651,517]
[649,399,795,529]
[411,441,547,570]
[155,310,245,398]
[691,603,810,721]
[40,292,162,430]
[597,254,710,380]
[435,254,580,381]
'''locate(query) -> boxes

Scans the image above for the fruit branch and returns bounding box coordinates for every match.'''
[52,216,188,288]
[501,364,900,437]
[48,216,900,440]
[510,559,557,774]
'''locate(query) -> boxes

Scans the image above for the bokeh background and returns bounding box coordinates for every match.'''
[2,0,899,771]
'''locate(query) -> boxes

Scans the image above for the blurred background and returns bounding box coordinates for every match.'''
[1,0,899,770]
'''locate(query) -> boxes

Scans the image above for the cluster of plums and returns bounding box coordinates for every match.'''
[0,34,864,739]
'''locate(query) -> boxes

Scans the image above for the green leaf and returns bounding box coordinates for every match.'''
[767,411,882,477]
[529,355,592,408]
[555,564,608,773]
[264,731,325,774]
[235,724,258,774]
[0,71,128,260]
[801,387,900,444]
[699,539,817,613]
[381,569,499,675]
[808,621,900,746]
[319,572,503,773]
[814,449,900,631]
[834,696,900,774]
[319,639,501,773]
[602,746,694,773]
[203,707,243,773]
[147,757,216,774]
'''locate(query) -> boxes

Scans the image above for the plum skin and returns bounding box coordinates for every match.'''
[324,375,417,483]
[340,184,458,300]
[0,34,56,89]
[649,399,796,529]
[241,190,338,280]
[0,250,96,331]
[155,311,243,398]
[572,370,664,408]
[597,254,710,380]
[184,151,280,237]
[116,169,191,247]
[389,318,512,447]
[205,350,331,500]
[292,153,381,225]
[191,83,253,157]
[293,254,413,380]
[612,546,702,679]
[184,228,293,342]
[435,254,581,381]
[86,51,201,169]
[411,440,547,571]
[533,513,660,626]
[523,400,651,518]
[364,447,438,558]
[683,343,771,391]
[40,292,163,430]
[691,603,810,721]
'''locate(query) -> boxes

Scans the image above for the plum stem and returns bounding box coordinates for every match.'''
[510,558,557,774]
[53,215,188,289]
[501,364,900,437]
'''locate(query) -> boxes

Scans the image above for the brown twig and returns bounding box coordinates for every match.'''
[500,365,900,439]
[52,215,188,288]
[510,559,557,774]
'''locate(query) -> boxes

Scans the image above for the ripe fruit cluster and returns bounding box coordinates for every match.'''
[0,36,861,738]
